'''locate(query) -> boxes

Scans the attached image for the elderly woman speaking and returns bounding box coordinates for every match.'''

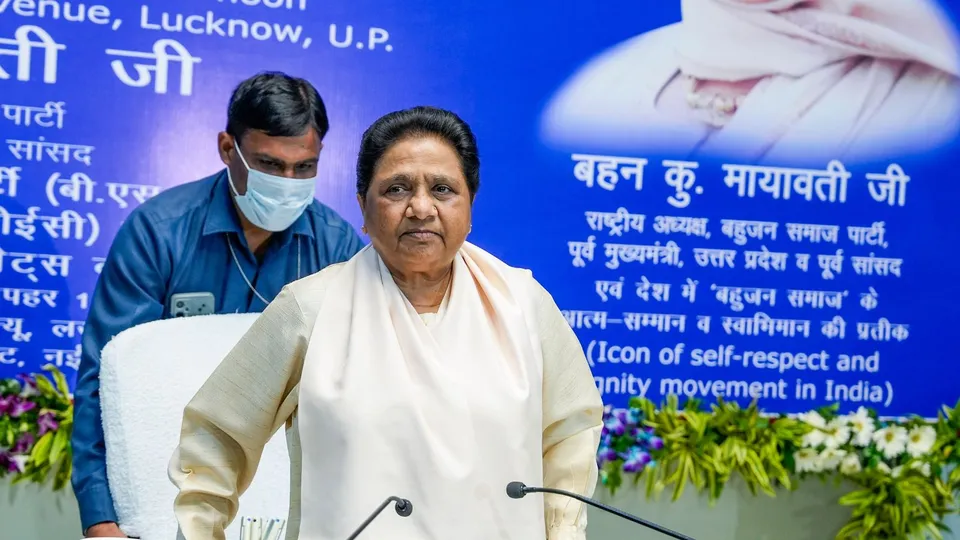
[168,106,604,540]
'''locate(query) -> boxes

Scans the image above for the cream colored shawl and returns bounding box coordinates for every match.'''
[296,243,549,539]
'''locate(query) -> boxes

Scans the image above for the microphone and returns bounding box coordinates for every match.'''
[505,481,696,540]
[345,495,413,539]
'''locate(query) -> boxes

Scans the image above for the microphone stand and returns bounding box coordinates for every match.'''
[345,496,413,540]
[507,482,696,540]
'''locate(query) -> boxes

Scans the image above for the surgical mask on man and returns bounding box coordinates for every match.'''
[227,140,317,232]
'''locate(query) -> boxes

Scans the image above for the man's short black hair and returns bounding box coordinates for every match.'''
[226,71,330,142]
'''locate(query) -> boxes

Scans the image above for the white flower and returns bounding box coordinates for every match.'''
[843,407,876,447]
[19,383,37,398]
[876,461,892,475]
[839,453,862,475]
[822,418,851,449]
[905,426,936,458]
[799,411,827,448]
[909,460,932,477]
[817,448,847,471]
[892,461,932,478]
[794,448,822,473]
[11,454,27,472]
[872,426,908,460]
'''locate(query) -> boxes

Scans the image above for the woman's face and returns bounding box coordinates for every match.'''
[359,135,472,277]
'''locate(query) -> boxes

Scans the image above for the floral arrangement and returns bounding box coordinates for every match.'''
[3,365,959,539]
[0,365,74,490]
[599,395,960,540]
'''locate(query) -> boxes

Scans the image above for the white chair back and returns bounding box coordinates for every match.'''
[99,313,290,540]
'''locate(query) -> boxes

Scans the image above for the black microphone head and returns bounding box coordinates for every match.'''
[506,481,527,499]
[394,498,413,517]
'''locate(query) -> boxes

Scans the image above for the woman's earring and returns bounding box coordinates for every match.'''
[361,225,367,234]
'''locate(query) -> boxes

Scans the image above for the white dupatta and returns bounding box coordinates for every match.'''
[296,243,549,540]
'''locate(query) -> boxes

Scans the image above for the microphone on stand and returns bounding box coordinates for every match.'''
[345,495,414,540]
[506,481,697,540]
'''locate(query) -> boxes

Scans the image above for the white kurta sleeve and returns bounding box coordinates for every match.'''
[534,281,604,540]
[168,286,308,540]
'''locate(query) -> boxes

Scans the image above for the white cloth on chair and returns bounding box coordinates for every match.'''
[99,313,291,540]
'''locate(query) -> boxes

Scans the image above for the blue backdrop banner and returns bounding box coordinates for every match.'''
[1,0,958,417]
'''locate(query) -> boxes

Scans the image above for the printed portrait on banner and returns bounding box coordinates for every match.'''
[541,0,960,163]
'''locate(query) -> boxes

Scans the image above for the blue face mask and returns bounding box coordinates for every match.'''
[228,141,317,232]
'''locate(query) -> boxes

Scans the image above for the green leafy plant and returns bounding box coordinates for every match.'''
[0,365,74,490]
[598,396,960,540]
[935,401,960,496]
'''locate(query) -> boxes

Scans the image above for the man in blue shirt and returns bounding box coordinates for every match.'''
[72,72,365,537]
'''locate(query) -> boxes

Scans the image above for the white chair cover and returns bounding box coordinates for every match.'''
[99,313,290,540]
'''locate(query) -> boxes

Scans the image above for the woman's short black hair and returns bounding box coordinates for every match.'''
[226,71,330,142]
[356,106,479,198]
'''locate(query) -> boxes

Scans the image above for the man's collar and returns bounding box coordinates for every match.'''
[201,170,243,237]
[201,169,315,241]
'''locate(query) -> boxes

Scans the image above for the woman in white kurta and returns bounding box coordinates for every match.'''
[168,106,604,540]
[542,0,960,164]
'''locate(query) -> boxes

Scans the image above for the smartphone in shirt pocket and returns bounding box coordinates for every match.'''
[169,292,216,318]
